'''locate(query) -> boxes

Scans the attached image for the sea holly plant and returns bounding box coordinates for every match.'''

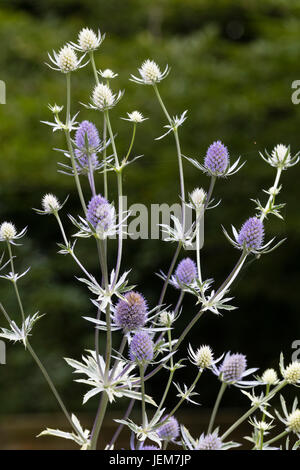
[0,26,299,451]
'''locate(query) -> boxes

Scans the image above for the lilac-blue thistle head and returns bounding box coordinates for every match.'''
[197,432,222,450]
[174,258,197,288]
[75,120,100,171]
[157,416,179,441]
[204,140,229,176]
[220,353,247,383]
[129,331,154,363]
[86,194,114,233]
[114,291,148,331]
[237,217,264,251]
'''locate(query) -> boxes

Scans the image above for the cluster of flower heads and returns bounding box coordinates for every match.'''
[9,26,299,452]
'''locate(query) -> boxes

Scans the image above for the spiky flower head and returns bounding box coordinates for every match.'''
[93,83,114,109]
[220,353,247,383]
[42,194,61,213]
[237,217,264,251]
[287,409,300,434]
[86,194,114,236]
[99,69,118,79]
[129,331,154,363]
[131,59,169,85]
[159,311,175,327]
[114,291,148,331]
[75,120,100,171]
[283,361,300,384]
[261,368,278,385]
[0,222,16,240]
[189,345,213,369]
[77,27,103,51]
[157,416,179,441]
[123,111,147,123]
[190,187,206,211]
[271,144,291,166]
[204,140,229,176]
[57,45,78,73]
[174,258,197,288]
[197,431,222,450]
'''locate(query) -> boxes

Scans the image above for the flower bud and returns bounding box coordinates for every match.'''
[129,331,154,363]
[237,217,264,251]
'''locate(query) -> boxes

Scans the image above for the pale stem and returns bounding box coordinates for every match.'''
[259,383,270,449]
[264,430,289,447]
[90,393,109,450]
[207,382,227,434]
[196,208,202,283]
[0,307,81,439]
[140,364,146,429]
[153,369,202,431]
[221,381,287,440]
[65,73,87,214]
[109,335,127,381]
[7,241,25,322]
[158,242,181,308]
[153,84,185,227]
[154,328,174,420]
[124,123,136,164]
[89,51,99,85]
[260,167,282,222]
[54,212,95,283]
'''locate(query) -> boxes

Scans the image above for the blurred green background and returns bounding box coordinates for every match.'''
[0,0,300,448]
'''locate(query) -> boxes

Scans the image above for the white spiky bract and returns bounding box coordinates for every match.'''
[0,222,16,240]
[42,194,60,213]
[283,361,300,384]
[287,409,300,434]
[261,368,278,385]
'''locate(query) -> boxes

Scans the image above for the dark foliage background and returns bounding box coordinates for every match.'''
[0,0,299,439]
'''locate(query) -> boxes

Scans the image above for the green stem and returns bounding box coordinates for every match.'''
[26,340,81,437]
[207,382,227,434]
[89,51,99,85]
[65,74,87,214]
[90,393,109,450]
[264,430,289,447]
[7,242,25,322]
[140,365,146,429]
[124,123,136,164]
[154,329,174,420]
[153,370,202,431]
[259,383,270,449]
[221,381,287,440]
[105,110,119,168]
